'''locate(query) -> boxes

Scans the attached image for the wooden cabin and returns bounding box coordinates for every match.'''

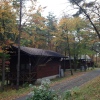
[61,57,74,70]
[61,55,93,71]
[8,46,64,85]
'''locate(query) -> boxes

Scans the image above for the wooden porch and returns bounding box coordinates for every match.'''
[7,72,37,85]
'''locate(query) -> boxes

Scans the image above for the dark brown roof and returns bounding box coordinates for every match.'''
[13,46,64,57]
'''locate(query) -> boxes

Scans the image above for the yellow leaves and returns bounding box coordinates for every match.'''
[59,17,75,31]
[0,0,18,37]
[31,13,45,25]
[11,27,19,35]
[0,1,17,52]
[21,32,30,39]
[58,17,86,32]
[0,48,3,53]
[0,50,3,53]
[0,28,4,33]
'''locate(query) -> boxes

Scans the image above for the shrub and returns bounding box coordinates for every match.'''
[63,87,80,100]
[63,90,72,100]
[26,79,59,100]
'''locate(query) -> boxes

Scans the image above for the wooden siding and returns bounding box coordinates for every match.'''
[36,61,60,78]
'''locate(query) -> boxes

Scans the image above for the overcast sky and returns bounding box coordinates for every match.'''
[37,0,73,18]
[37,0,99,18]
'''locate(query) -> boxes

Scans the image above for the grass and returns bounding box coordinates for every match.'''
[0,68,97,100]
[0,86,31,100]
[65,75,100,100]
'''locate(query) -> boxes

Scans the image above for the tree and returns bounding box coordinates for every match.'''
[21,11,47,49]
[0,0,17,90]
[58,16,75,75]
[68,0,100,39]
[58,15,95,71]
[13,0,48,49]
[46,12,58,50]
[12,0,47,88]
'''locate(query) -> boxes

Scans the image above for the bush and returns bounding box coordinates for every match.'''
[63,87,80,100]
[63,90,72,100]
[26,79,59,100]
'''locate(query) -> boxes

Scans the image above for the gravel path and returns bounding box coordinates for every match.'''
[15,68,100,100]
[51,68,100,94]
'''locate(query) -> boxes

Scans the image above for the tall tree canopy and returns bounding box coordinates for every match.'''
[0,0,18,51]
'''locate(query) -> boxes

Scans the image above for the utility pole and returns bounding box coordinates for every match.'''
[17,0,22,89]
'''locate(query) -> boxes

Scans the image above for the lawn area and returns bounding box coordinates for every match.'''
[65,75,100,100]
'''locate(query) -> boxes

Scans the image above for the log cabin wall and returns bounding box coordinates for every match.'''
[36,61,60,78]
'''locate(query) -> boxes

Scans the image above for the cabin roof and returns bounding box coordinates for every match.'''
[79,55,91,61]
[61,55,91,61]
[13,46,64,57]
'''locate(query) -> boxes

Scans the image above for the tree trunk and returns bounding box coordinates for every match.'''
[66,33,73,75]
[74,56,77,71]
[1,54,5,91]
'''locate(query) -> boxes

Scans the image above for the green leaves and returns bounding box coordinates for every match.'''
[27,79,59,100]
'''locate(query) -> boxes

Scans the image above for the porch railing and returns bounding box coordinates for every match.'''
[7,72,37,83]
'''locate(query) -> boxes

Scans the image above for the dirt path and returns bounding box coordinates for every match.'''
[15,68,100,100]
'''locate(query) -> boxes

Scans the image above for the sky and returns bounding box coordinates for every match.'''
[37,0,99,19]
[37,0,74,18]
[25,0,100,19]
